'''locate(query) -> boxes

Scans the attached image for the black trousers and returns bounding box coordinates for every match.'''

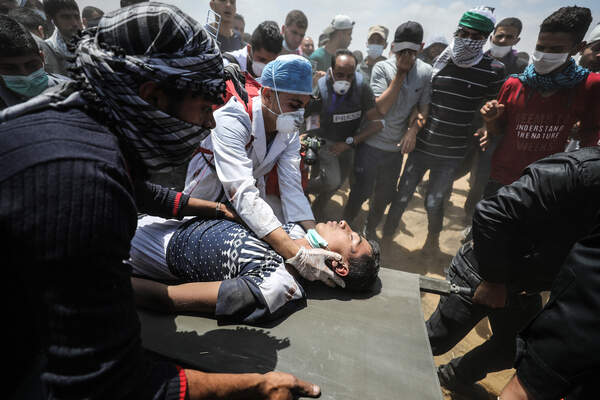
[426,242,543,384]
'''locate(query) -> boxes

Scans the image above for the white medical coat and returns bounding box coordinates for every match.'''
[184,96,314,239]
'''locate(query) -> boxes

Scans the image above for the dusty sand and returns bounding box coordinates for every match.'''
[322,172,513,399]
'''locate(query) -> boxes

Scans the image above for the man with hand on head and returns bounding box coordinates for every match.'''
[1,3,321,399]
[383,7,506,252]
[344,22,432,241]
[185,55,345,289]
[357,25,389,82]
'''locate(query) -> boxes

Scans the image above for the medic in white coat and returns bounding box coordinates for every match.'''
[184,55,345,288]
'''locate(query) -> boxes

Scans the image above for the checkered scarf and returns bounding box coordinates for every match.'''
[432,36,487,78]
[1,2,226,172]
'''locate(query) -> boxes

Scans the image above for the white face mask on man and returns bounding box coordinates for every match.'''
[263,90,305,134]
[366,44,384,59]
[489,41,512,58]
[531,50,569,75]
[329,67,352,95]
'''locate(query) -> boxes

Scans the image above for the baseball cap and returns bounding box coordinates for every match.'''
[391,21,423,53]
[368,25,389,42]
[587,23,600,44]
[331,14,354,31]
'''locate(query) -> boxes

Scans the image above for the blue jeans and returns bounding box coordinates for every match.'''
[343,143,404,232]
[383,150,461,237]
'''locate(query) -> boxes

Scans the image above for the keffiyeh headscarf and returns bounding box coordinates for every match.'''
[514,59,590,92]
[1,2,226,172]
[432,6,495,77]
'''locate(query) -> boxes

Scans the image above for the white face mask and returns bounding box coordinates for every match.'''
[532,50,569,75]
[264,90,305,135]
[366,44,384,59]
[489,41,512,58]
[251,60,266,77]
[330,68,352,95]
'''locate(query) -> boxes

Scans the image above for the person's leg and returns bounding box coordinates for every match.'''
[382,151,428,239]
[422,157,461,248]
[309,144,342,219]
[427,243,488,355]
[343,144,380,224]
[364,151,404,237]
[448,293,543,384]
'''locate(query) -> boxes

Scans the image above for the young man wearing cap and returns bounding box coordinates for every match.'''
[281,10,308,56]
[357,25,389,82]
[382,7,506,252]
[304,49,384,220]
[344,21,432,241]
[185,55,346,289]
[579,23,600,72]
[310,14,354,73]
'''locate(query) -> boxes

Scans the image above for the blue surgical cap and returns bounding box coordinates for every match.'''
[259,54,313,95]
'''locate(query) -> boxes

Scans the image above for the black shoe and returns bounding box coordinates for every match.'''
[437,364,491,400]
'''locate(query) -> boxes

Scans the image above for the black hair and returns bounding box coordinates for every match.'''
[250,20,282,55]
[0,14,40,58]
[540,6,592,45]
[331,48,356,69]
[343,239,380,292]
[8,7,45,34]
[234,13,244,23]
[495,17,523,35]
[81,5,103,20]
[43,0,79,20]
[285,9,307,30]
[120,0,146,7]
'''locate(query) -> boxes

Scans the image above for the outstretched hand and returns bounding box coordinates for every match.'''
[256,371,321,399]
[474,128,489,151]
[286,247,346,288]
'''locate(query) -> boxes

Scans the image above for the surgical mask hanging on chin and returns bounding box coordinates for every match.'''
[2,67,49,98]
[532,50,569,75]
[489,41,512,58]
[329,68,351,95]
[366,44,384,59]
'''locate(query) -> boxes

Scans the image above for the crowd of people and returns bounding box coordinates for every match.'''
[1,0,600,399]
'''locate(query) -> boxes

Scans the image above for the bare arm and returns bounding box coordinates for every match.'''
[374,72,406,116]
[131,277,221,313]
[183,197,238,220]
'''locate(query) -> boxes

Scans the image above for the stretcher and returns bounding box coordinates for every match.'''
[137,268,444,399]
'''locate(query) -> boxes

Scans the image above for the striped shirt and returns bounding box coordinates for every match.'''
[416,56,506,159]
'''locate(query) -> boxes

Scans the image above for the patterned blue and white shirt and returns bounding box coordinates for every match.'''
[129,216,306,323]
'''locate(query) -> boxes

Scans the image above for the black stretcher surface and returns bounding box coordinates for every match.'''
[138,268,443,400]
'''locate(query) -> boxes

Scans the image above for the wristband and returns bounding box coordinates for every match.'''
[305,229,328,249]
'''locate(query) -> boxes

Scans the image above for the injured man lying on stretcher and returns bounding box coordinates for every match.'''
[128,216,380,323]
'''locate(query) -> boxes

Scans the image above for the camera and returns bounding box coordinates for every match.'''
[301,135,325,165]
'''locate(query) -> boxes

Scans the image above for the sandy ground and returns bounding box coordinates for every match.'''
[321,172,513,399]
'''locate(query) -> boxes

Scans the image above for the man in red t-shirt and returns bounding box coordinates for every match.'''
[481,6,599,195]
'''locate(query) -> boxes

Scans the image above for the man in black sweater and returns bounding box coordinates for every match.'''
[1,3,320,399]
[427,147,600,399]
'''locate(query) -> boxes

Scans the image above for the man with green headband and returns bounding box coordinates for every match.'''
[383,6,506,253]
